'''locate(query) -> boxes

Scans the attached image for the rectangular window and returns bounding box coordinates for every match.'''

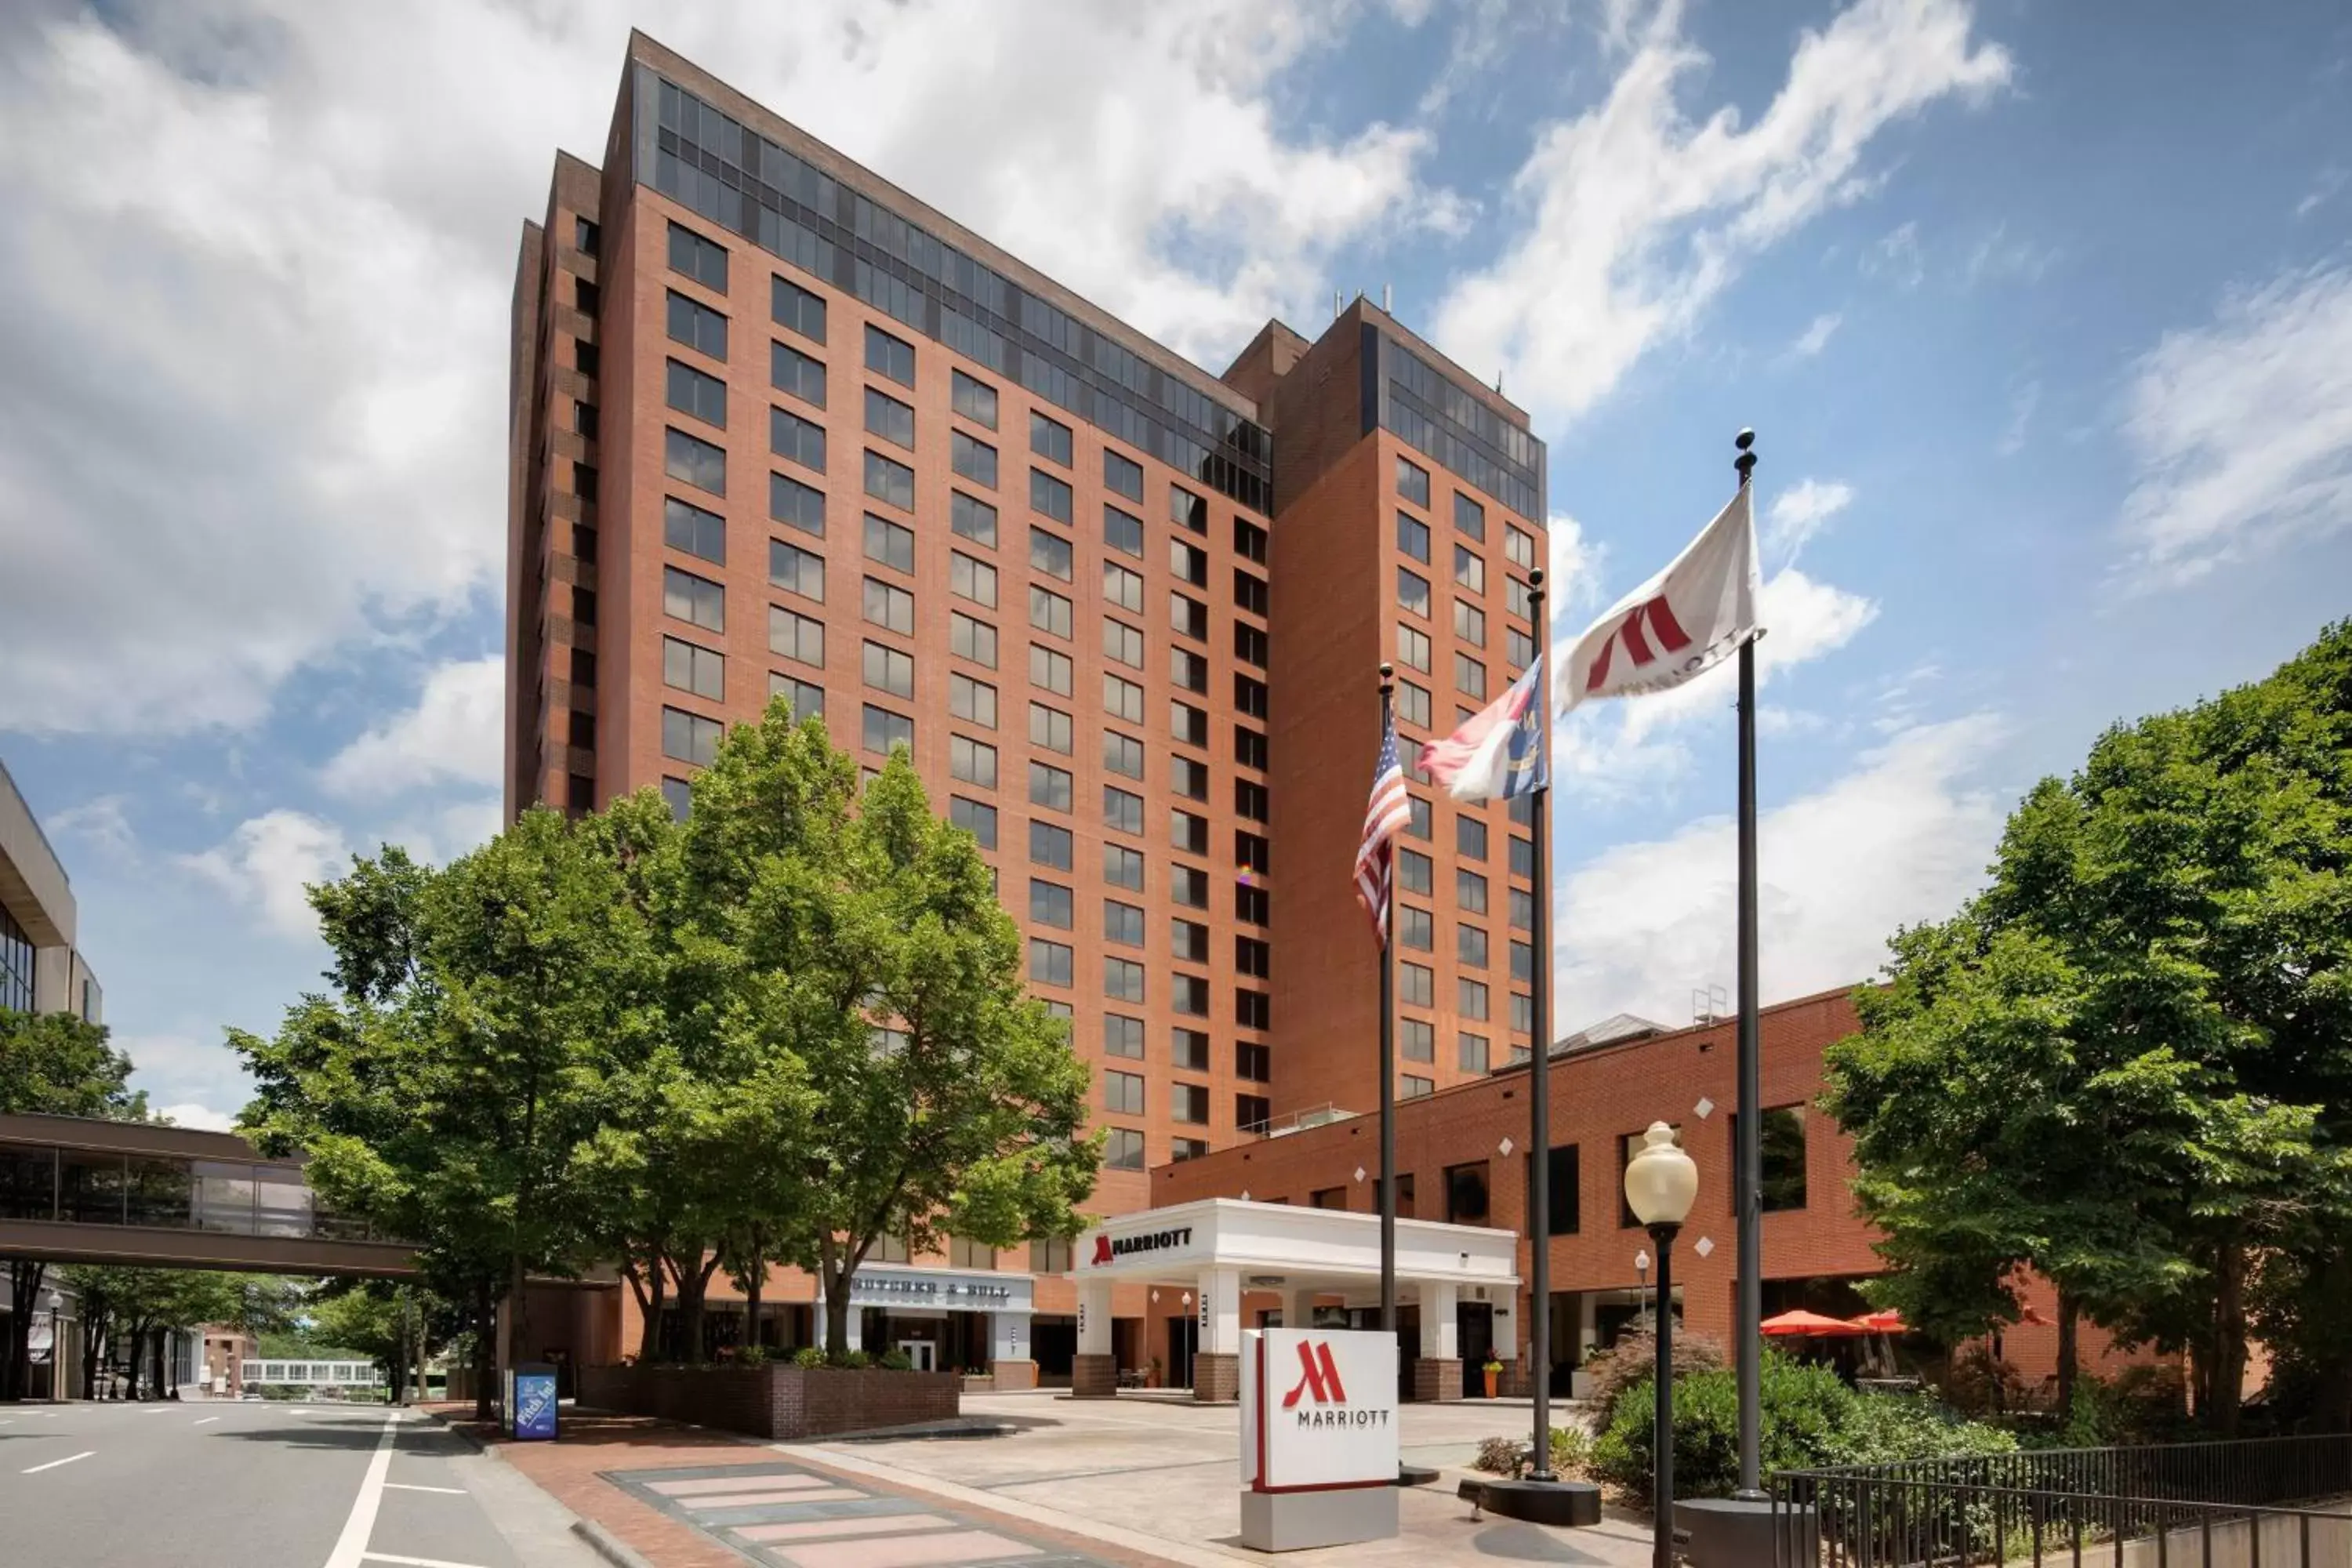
[1031,643,1073,695]
[1236,830,1269,873]
[1510,834,1535,880]
[664,565,724,631]
[665,495,726,564]
[1030,586,1073,638]
[1171,810,1209,855]
[1104,898,1145,946]
[1399,906,1433,951]
[1102,617,1145,670]
[666,290,728,360]
[862,575,914,633]
[1457,652,1488,700]
[1030,938,1075,988]
[1396,455,1431,507]
[1508,626,1537,671]
[1459,976,1490,1021]
[1171,648,1209,694]
[1444,1160,1490,1224]
[864,323,914,386]
[1396,680,1431,728]
[951,369,999,429]
[1105,957,1146,1004]
[1233,570,1269,616]
[662,636,724,701]
[1506,523,1537,569]
[772,273,826,340]
[1510,887,1535,931]
[1237,1043,1271,1083]
[1400,962,1434,1007]
[1102,786,1144,836]
[863,448,914,510]
[951,550,997,608]
[1399,848,1433,895]
[1030,526,1074,581]
[1397,512,1431,564]
[1236,624,1268,668]
[1169,864,1206,907]
[950,735,997,788]
[1455,543,1487,595]
[662,706,722,766]
[1029,761,1073,812]
[662,778,691,821]
[1103,672,1145,723]
[950,491,999,549]
[1172,1085,1210,1127]
[1029,702,1073,754]
[1459,1030,1490,1073]
[1171,485,1208,533]
[665,427,725,495]
[1105,1129,1146,1171]
[1171,540,1208,587]
[1029,878,1075,928]
[1171,701,1208,747]
[862,512,915,574]
[1509,575,1535,621]
[1401,1018,1435,1062]
[1171,592,1208,641]
[1104,1069,1145,1116]
[575,215,599,254]
[668,220,728,290]
[949,673,997,728]
[864,386,915,449]
[1454,490,1487,541]
[1103,731,1145,780]
[1104,448,1144,502]
[666,358,726,427]
[1171,919,1209,963]
[1103,562,1145,613]
[1733,1106,1810,1213]
[945,615,998,673]
[1397,623,1432,673]
[862,640,913,698]
[1456,600,1486,648]
[1398,567,1430,618]
[769,405,824,471]
[1172,974,1210,1018]
[861,704,913,756]
[1030,820,1074,869]
[1236,779,1269,822]
[1103,505,1144,559]
[953,430,998,488]
[1236,935,1270,978]
[1238,883,1269,926]
[1407,795,1432,840]
[1236,518,1268,564]
[1030,411,1073,466]
[1105,1014,1145,1058]
[1237,1094,1272,1134]
[771,673,824,721]
[1523,1144,1578,1235]
[949,796,996,848]
[1458,867,1490,914]
[1459,924,1490,969]
[1030,468,1073,523]
[1236,726,1268,770]
[771,339,826,406]
[771,472,826,535]
[1237,989,1271,1029]
[1104,843,1145,891]
[769,539,823,604]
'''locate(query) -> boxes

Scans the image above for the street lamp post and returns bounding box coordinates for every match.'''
[1622,1122,1699,1568]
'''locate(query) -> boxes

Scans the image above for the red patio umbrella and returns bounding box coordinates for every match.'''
[1851,1309,1907,1334]
[1761,1308,1868,1338]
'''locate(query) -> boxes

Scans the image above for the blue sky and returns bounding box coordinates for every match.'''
[1,0,2347,1127]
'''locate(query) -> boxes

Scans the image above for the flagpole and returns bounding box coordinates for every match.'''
[1377,662,1399,1347]
[1732,428,1765,1501]
[1525,568,1556,1483]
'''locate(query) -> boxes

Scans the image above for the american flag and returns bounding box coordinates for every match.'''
[1353,711,1414,941]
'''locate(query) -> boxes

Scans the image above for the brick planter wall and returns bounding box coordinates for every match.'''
[577,1363,958,1439]
[1072,1353,1117,1398]
[1193,1351,1240,1403]
[1411,1357,1461,1403]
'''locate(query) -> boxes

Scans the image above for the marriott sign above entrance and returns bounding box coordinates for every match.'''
[1087,1225,1196,1267]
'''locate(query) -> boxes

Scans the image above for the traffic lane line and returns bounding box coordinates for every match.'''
[361,1554,489,1568]
[323,1412,401,1568]
[194,1415,221,1425]
[24,1450,95,1474]
[383,1483,466,1494]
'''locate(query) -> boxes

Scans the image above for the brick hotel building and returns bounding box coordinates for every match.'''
[506,34,1551,1382]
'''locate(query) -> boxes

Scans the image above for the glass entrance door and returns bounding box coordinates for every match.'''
[897,1340,935,1372]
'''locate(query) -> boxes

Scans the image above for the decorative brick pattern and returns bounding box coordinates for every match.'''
[1410,1356,1460,1403]
[990,1358,1039,1391]
[1192,1351,1240,1404]
[1072,1352,1119,1399]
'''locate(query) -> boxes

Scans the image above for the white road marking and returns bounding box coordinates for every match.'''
[383,1483,466,1494]
[24,1451,94,1474]
[361,1555,488,1568]
[322,1412,401,1568]
[192,1416,220,1425]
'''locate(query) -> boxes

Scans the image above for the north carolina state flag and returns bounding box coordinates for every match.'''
[1558,486,1761,714]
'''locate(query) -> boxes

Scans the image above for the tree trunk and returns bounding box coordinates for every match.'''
[150,1325,169,1400]
[2212,1242,2247,1436]
[669,1248,723,1365]
[2,1258,45,1401]
[820,1243,853,1360]
[634,1256,666,1363]
[743,1245,765,1352]
[78,1299,105,1403]
[471,1277,495,1422]
[2054,1291,2079,1419]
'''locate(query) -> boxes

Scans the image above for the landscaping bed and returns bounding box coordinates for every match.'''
[578,1361,959,1439]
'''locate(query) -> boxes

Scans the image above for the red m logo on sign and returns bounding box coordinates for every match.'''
[1280,1341,1349,1408]
[1584,595,1693,694]
[1091,1235,1112,1266]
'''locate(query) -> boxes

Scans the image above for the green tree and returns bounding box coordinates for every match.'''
[674,713,1099,1358]
[1,1007,147,1401]
[1827,622,2352,1430]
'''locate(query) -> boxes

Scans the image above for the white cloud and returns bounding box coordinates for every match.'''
[2118,263,2352,589]
[179,809,351,941]
[1787,311,1842,359]
[0,2,1449,737]
[1552,563,1879,795]
[117,1030,255,1127]
[1432,0,2009,427]
[156,1102,238,1133]
[45,794,139,864]
[1964,221,2057,286]
[1862,220,1926,289]
[1545,511,1607,617]
[1764,477,1855,564]
[2292,166,2343,220]
[1552,715,2007,1031]
[321,655,504,799]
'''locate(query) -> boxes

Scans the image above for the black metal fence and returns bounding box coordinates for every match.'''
[1773,1434,2352,1566]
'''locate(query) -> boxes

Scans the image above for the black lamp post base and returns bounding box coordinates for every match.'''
[1676,1497,1815,1567]
[1466,1476,1603,1528]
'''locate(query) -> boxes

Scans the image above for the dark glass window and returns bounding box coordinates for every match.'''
[1030,468,1073,523]
[1397,512,1430,563]
[1444,1161,1490,1225]
[1455,491,1486,541]
[1104,898,1145,946]
[1104,505,1144,559]
[951,369,999,429]
[1105,843,1145,891]
[949,796,996,848]
[666,359,726,427]
[664,495,725,564]
[771,275,826,343]
[666,290,728,360]
[662,636,724,701]
[1031,411,1073,466]
[1029,821,1073,871]
[1235,518,1268,563]
[864,387,915,449]
[1105,448,1144,501]
[1031,527,1074,581]
[1522,1144,1579,1235]
[1396,455,1431,507]
[1234,570,1268,616]
[662,706,724,766]
[771,406,826,472]
[952,490,998,546]
[662,565,724,631]
[668,220,728,290]
[1730,1107,1810,1213]
[665,427,724,495]
[864,323,914,385]
[771,472,825,536]
[865,513,916,574]
[771,538,823,601]
[771,340,826,406]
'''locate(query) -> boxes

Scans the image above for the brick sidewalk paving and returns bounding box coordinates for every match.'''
[428,1407,1186,1568]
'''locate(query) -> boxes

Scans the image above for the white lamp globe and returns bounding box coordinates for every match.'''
[1621,1121,1698,1228]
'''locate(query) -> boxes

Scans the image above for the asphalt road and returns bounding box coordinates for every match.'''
[0,1398,604,1568]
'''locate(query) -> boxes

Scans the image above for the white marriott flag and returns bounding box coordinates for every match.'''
[1557,485,1762,715]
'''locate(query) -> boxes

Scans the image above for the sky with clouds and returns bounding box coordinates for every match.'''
[2,0,2347,1130]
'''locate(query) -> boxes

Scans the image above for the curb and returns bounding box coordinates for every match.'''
[570,1519,658,1568]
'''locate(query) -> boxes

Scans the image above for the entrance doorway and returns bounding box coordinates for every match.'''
[1457,1301,1495,1396]
[1165,1314,1197,1389]
[897,1339,936,1372]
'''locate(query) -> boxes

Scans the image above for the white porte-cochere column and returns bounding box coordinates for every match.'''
[1420,1281,1459,1360]
[1074,1278,1117,1398]
[1283,1286,1318,1330]
[1195,1265,1243,1402]
[990,1310,1035,1388]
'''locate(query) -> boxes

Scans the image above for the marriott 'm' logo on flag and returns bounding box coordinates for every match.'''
[1280,1341,1348,1408]
[1583,595,1693,694]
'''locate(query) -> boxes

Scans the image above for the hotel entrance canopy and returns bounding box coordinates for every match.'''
[1066,1198,1519,1401]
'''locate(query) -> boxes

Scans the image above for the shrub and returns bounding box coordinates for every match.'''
[734,1345,769,1369]
[1472,1436,1525,1474]
[1472,1425,1593,1479]
[791,1346,826,1369]
[1822,1392,2018,1467]
[1591,1352,1853,1506]
[877,1348,914,1372]
[1584,1327,1728,1429]
[837,1348,872,1370]
[1551,1423,1594,1476]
